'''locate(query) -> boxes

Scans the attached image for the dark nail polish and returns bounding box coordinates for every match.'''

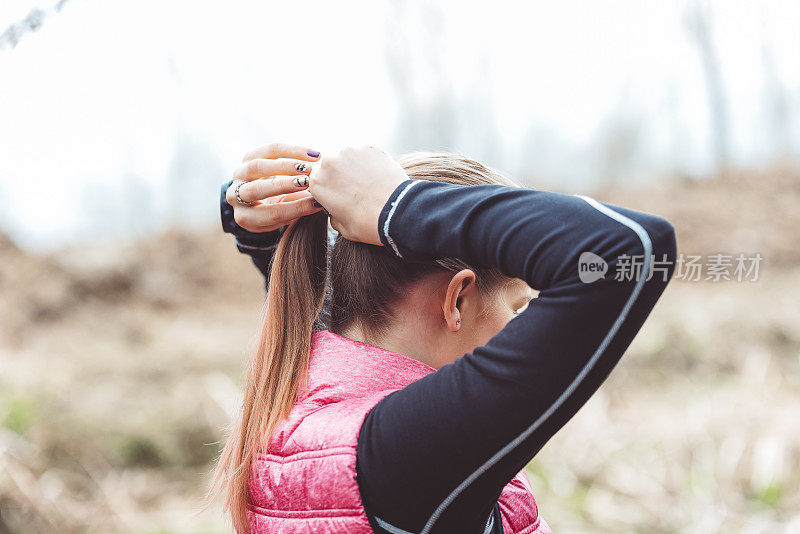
[295,163,307,172]
[293,176,309,187]
[307,150,320,158]
[312,199,322,207]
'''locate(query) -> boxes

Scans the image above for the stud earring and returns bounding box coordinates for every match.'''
[456,320,460,325]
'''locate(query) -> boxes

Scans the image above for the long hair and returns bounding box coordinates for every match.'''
[209,152,520,533]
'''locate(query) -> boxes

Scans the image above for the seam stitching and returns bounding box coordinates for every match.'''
[235,240,279,251]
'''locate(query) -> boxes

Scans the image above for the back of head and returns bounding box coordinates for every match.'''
[210,151,520,533]
[329,152,520,339]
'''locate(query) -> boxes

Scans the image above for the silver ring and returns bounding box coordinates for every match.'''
[234,181,255,206]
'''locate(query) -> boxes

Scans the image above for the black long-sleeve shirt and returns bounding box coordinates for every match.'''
[219,177,676,533]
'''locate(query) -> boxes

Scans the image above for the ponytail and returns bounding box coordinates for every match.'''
[209,210,329,533]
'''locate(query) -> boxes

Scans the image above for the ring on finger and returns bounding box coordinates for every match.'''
[235,181,256,206]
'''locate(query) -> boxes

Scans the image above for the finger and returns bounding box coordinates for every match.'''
[233,158,313,183]
[233,175,313,204]
[228,184,310,210]
[267,190,313,204]
[225,180,242,206]
[226,178,267,207]
[242,142,321,163]
[247,195,325,230]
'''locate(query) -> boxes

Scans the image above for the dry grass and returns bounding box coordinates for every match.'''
[1,166,799,533]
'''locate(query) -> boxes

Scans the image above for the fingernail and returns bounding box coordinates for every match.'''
[307,150,320,158]
[293,176,309,187]
[312,199,322,207]
[295,163,309,172]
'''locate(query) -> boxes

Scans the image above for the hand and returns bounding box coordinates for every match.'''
[225,142,325,232]
[308,145,409,245]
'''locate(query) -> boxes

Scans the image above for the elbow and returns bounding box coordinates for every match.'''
[610,213,676,260]
[608,213,677,284]
[652,217,677,258]
[645,216,678,283]
[578,199,677,285]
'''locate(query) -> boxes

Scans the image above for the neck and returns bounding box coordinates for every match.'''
[339,321,441,369]
[337,277,449,369]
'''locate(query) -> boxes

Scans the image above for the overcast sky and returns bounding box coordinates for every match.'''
[2,0,799,251]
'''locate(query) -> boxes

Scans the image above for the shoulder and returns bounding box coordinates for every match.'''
[267,392,392,457]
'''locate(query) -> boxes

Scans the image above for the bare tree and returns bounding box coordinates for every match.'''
[385,0,458,152]
[760,32,793,159]
[0,0,72,52]
[121,172,157,239]
[597,100,644,186]
[684,0,730,171]
[166,130,226,228]
[384,0,504,167]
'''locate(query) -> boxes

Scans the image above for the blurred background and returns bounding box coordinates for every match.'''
[1,0,798,532]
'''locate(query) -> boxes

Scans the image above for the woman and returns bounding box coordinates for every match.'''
[215,143,677,533]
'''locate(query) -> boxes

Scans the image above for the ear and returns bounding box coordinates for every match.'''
[442,269,476,332]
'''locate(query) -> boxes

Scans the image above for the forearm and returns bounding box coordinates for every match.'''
[220,178,285,286]
[377,179,674,285]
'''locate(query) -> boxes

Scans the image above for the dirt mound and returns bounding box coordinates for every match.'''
[0,226,264,347]
[594,163,800,268]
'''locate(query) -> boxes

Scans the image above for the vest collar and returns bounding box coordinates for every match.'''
[301,330,437,402]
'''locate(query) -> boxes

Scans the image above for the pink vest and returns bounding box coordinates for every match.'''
[247,330,552,533]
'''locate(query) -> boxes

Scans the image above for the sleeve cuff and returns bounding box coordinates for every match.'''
[220,179,287,244]
[377,178,421,258]
[234,237,280,254]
